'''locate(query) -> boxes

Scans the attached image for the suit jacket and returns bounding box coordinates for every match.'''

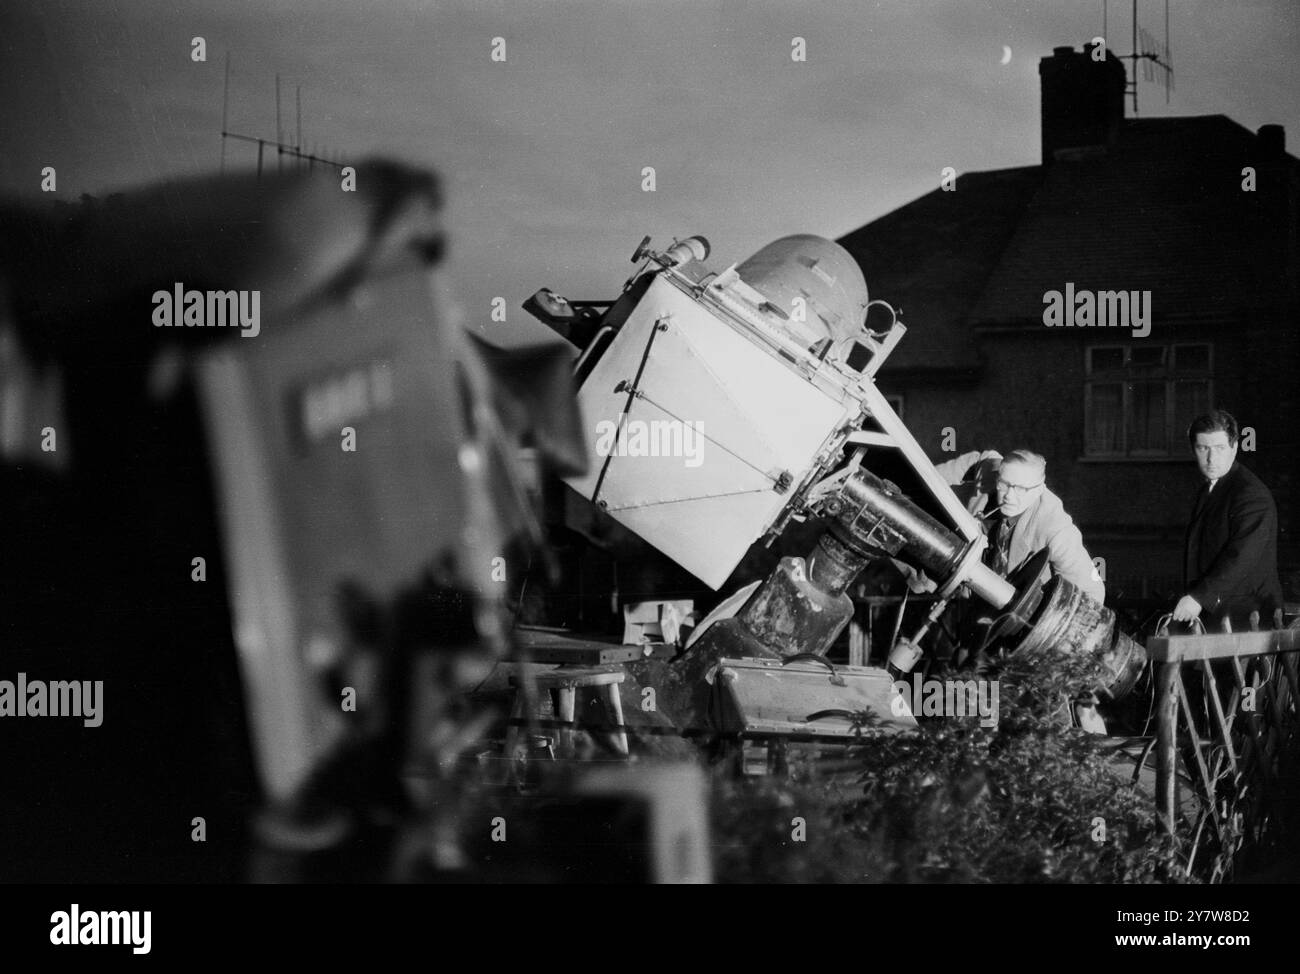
[1184,462,1283,627]
[995,486,1105,603]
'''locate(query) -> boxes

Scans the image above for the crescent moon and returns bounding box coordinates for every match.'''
[1000,45,1012,65]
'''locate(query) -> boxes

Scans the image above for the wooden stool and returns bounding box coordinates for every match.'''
[505,664,629,760]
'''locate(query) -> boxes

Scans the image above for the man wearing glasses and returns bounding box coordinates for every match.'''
[986,449,1105,603]
[1172,410,1283,629]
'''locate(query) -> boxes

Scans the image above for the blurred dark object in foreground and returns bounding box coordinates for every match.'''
[0,161,586,881]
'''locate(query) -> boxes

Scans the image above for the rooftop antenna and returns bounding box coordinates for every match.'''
[218,53,347,177]
[276,73,283,172]
[220,51,231,173]
[1104,0,1174,116]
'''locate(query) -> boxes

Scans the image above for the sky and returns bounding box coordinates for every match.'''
[3,0,1298,344]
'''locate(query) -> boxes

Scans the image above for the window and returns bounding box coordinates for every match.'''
[1084,344,1212,457]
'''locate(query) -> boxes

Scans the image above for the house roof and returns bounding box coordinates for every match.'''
[837,166,1040,371]
[837,114,1299,372]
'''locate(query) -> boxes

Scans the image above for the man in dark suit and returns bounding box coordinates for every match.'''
[1173,410,1283,629]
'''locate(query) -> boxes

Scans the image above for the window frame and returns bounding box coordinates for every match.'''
[884,393,904,422]
[1083,342,1213,459]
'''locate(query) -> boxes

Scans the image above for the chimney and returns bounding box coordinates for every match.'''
[1038,43,1127,164]
[1257,124,1286,162]
[1253,125,1297,305]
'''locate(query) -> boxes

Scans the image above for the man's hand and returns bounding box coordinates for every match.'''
[901,563,937,594]
[1172,594,1202,623]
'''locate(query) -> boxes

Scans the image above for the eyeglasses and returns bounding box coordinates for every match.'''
[996,479,1043,495]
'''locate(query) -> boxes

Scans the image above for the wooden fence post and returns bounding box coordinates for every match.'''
[1155,659,1180,833]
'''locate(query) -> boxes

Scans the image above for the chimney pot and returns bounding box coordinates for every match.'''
[1258,124,1286,159]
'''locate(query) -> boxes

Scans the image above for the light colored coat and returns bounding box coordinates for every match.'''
[1001,485,1105,602]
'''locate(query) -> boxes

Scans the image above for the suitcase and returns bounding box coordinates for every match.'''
[711,655,917,739]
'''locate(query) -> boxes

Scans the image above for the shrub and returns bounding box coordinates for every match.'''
[711,648,1191,883]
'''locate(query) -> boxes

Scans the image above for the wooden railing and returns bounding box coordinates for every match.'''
[1144,614,1300,881]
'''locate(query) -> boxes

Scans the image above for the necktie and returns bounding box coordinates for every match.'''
[1191,480,1212,524]
[990,517,1013,575]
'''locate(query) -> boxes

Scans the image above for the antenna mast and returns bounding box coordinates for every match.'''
[218,54,346,177]
[1105,0,1175,116]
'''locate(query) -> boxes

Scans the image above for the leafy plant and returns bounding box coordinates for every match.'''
[712,648,1193,883]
